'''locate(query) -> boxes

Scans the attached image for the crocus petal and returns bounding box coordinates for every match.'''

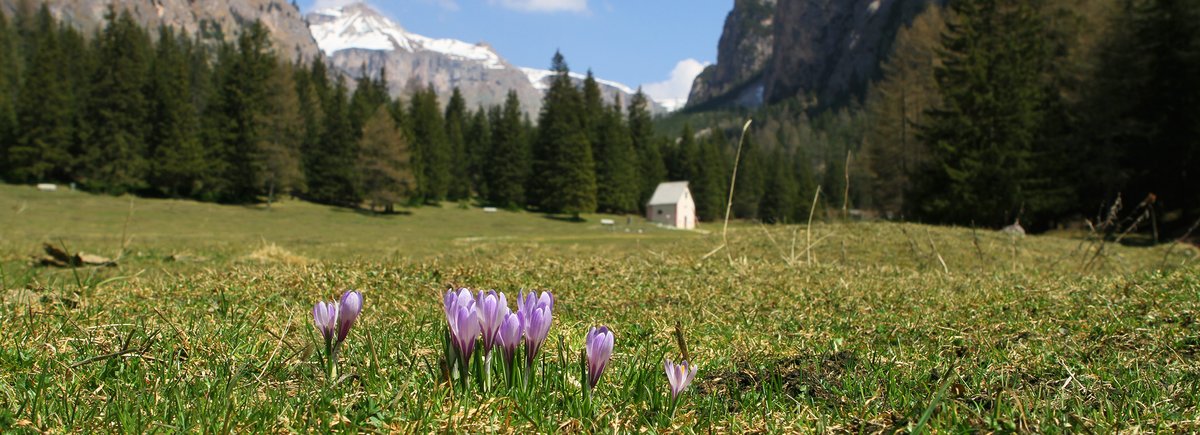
[336,290,363,343]
[585,326,614,388]
[313,301,336,342]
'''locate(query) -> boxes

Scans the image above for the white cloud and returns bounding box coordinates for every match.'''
[642,58,709,111]
[488,0,589,14]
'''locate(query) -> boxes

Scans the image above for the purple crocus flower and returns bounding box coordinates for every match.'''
[664,358,697,400]
[585,326,615,389]
[495,311,524,367]
[519,290,553,365]
[476,290,509,358]
[312,301,338,346]
[444,288,481,362]
[337,290,363,343]
[312,290,364,348]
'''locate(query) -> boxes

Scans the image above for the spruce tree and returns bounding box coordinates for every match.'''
[581,71,604,146]
[444,87,471,200]
[204,22,280,202]
[307,76,359,205]
[409,85,450,202]
[298,58,328,199]
[912,0,1055,227]
[11,5,72,183]
[695,133,730,222]
[628,88,665,208]
[0,10,18,178]
[530,51,596,215]
[760,148,799,224]
[594,97,639,213]
[465,107,492,199]
[1092,0,1200,227]
[731,134,765,219]
[148,26,207,198]
[80,8,152,193]
[486,90,529,208]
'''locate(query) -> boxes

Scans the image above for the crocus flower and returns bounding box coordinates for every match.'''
[312,290,364,349]
[476,290,508,358]
[664,358,697,400]
[519,290,554,365]
[312,290,364,378]
[337,290,363,343]
[444,288,481,364]
[496,311,524,367]
[585,326,614,389]
[313,301,338,347]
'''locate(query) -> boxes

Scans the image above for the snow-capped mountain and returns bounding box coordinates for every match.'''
[306,3,664,117]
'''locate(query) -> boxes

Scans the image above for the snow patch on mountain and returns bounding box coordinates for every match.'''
[309,4,505,69]
[519,67,637,95]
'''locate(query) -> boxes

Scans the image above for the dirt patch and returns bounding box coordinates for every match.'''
[697,350,859,409]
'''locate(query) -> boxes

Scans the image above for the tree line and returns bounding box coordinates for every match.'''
[862,0,1200,232]
[0,5,755,220]
[663,0,1200,233]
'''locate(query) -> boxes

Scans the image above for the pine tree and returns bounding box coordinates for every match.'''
[298,58,328,199]
[732,134,765,219]
[444,87,471,200]
[760,148,799,224]
[79,8,152,193]
[862,5,945,217]
[1091,0,1200,227]
[10,5,72,183]
[486,90,529,208]
[256,61,306,206]
[358,106,414,212]
[581,71,604,146]
[530,51,596,215]
[205,22,279,202]
[0,10,18,179]
[594,96,639,213]
[695,133,730,221]
[465,107,492,199]
[148,26,208,198]
[912,0,1055,227]
[306,76,359,205]
[628,88,665,208]
[409,85,450,202]
[349,65,389,139]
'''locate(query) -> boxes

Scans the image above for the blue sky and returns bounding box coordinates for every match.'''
[303,0,731,104]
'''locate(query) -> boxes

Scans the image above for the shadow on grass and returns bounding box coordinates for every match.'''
[542,214,587,223]
[327,206,414,217]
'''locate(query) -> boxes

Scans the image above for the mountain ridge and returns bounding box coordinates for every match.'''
[307,2,664,117]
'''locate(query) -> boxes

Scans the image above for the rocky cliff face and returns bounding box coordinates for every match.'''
[764,0,937,107]
[686,0,776,109]
[0,0,320,61]
[689,0,940,110]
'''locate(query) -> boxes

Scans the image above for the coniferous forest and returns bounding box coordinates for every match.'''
[1,1,1199,235]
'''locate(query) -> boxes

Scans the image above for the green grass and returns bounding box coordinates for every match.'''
[1,183,1198,432]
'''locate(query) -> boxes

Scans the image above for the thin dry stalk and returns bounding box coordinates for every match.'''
[842,150,852,219]
[116,196,135,261]
[927,229,949,274]
[720,119,754,264]
[805,186,822,266]
[1159,216,1200,269]
[970,223,985,264]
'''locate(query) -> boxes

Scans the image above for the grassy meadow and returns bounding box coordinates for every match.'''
[1,183,1198,432]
